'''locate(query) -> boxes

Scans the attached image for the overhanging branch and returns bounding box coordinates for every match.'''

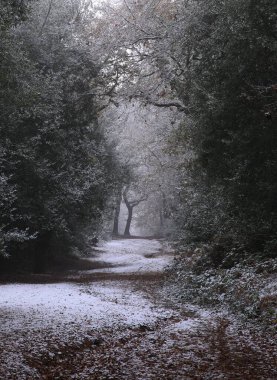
[147,99,187,112]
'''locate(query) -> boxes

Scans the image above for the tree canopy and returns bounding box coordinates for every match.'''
[1,0,277,271]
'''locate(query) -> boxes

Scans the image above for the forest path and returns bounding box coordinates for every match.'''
[0,239,276,379]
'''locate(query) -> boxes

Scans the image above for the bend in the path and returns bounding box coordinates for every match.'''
[89,237,173,274]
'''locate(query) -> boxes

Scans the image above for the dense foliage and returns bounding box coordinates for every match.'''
[1,0,277,278]
[165,0,277,263]
[149,0,277,322]
[0,1,118,271]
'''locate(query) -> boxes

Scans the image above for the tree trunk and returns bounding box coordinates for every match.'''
[124,205,133,236]
[159,208,164,236]
[159,192,167,237]
[113,194,122,236]
[122,186,148,237]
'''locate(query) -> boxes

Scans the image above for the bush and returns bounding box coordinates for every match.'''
[166,248,277,324]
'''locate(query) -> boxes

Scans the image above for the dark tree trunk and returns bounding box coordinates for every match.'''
[122,186,147,237]
[159,208,164,227]
[113,194,122,236]
[159,192,167,237]
[124,205,133,236]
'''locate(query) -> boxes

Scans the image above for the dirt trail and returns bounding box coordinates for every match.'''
[0,239,276,379]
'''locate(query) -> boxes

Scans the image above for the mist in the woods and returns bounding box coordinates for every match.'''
[0,1,276,379]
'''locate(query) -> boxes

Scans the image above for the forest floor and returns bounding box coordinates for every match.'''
[0,238,276,380]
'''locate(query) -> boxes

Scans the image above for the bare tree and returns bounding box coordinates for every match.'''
[122,187,147,236]
[112,190,122,236]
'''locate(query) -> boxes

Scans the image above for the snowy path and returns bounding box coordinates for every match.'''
[90,238,172,273]
[0,239,174,334]
[0,239,276,379]
[0,239,181,379]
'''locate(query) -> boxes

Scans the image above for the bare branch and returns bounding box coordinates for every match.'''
[146,98,187,112]
[39,0,53,36]
[123,187,148,209]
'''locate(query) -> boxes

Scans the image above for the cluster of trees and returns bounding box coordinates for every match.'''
[100,0,277,263]
[0,0,121,272]
[164,0,277,262]
[1,0,276,272]
[101,101,180,237]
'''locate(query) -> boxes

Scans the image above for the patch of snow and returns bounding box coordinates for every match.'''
[0,239,175,342]
[90,238,173,273]
[260,278,277,297]
[0,238,182,379]
[168,319,200,331]
[0,282,173,334]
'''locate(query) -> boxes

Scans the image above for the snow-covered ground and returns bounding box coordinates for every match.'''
[1,239,275,379]
[0,282,173,334]
[0,239,175,336]
[0,239,179,378]
[90,238,173,273]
